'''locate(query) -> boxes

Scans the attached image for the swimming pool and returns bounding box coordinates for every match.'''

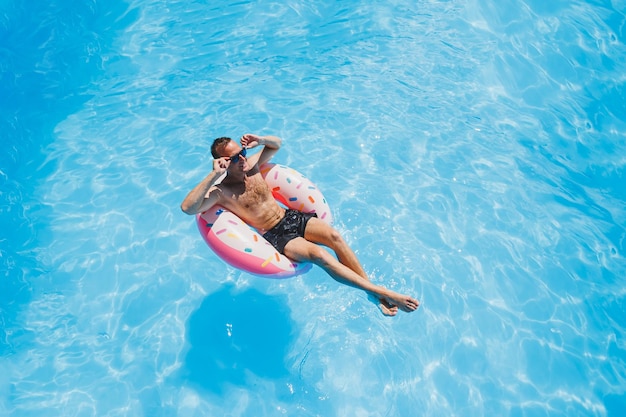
[1,0,625,415]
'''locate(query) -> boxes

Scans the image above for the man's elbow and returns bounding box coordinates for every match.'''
[180,202,195,215]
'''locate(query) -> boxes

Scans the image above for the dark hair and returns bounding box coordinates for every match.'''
[210,137,232,158]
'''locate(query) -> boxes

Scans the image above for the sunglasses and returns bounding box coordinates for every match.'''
[228,147,247,163]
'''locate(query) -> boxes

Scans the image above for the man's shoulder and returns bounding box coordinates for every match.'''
[245,165,263,178]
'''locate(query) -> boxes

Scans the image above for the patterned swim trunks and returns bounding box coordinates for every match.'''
[262,209,317,254]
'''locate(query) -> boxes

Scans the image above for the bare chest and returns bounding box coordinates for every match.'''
[222,175,273,210]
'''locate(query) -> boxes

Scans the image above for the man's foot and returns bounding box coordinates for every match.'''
[372,292,420,316]
[379,297,400,316]
[388,293,420,313]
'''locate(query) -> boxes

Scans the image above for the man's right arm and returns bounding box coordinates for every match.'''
[180,170,223,215]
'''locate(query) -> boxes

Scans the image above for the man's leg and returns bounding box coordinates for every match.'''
[283,233,419,315]
[301,217,420,314]
[302,217,368,277]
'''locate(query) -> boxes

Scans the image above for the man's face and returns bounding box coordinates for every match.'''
[219,140,249,172]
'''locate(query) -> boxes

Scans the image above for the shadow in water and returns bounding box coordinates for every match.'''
[182,284,294,393]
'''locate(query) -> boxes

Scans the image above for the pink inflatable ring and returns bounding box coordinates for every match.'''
[196,163,333,278]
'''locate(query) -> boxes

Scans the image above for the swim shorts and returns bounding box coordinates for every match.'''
[262,209,317,254]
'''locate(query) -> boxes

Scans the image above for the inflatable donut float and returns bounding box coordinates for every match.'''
[196,163,332,278]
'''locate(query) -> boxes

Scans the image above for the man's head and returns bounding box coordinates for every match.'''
[211,137,232,159]
[211,136,250,172]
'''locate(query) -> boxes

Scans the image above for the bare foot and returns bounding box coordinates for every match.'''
[382,292,420,314]
[370,293,419,316]
[379,297,399,316]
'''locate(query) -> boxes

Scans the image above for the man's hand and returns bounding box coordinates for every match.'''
[213,157,230,174]
[240,133,264,149]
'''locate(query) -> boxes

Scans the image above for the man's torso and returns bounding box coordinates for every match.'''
[216,169,285,232]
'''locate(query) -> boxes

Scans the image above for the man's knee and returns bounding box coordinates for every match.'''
[325,228,346,249]
[305,218,345,247]
[308,245,335,267]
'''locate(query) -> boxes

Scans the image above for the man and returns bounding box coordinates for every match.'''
[181,133,419,316]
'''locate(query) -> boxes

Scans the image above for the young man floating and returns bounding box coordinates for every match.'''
[181,134,419,316]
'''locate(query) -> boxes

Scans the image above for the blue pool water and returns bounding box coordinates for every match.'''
[2,0,625,415]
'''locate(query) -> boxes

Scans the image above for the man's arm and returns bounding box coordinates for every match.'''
[180,162,226,215]
[241,134,282,167]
